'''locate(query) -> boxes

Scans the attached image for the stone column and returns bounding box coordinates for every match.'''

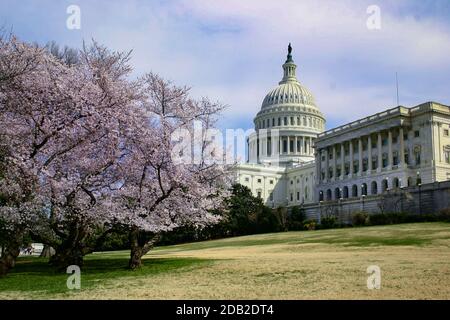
[368,135,372,172]
[324,147,329,182]
[278,137,281,155]
[294,136,298,154]
[271,135,276,158]
[358,138,363,176]
[332,145,337,181]
[388,130,393,169]
[316,148,322,183]
[399,127,405,167]
[287,136,290,155]
[377,132,382,172]
[305,137,309,156]
[349,140,354,175]
[341,143,345,179]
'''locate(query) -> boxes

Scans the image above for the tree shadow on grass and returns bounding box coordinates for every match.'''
[0,256,213,295]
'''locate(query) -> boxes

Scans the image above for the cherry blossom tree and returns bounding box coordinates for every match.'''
[1,34,231,274]
[0,35,48,275]
[116,73,232,269]
[0,35,138,271]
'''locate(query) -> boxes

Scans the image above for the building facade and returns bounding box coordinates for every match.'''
[236,45,450,208]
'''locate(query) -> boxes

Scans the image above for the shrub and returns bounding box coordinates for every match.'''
[319,215,337,229]
[303,220,317,231]
[438,208,450,222]
[287,206,306,231]
[352,212,368,226]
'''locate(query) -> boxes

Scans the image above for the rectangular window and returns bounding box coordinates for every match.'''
[257,179,262,183]
[290,193,293,202]
[278,118,281,126]
[270,180,274,184]
[284,117,288,125]
[445,150,450,164]
[290,117,294,125]
[415,152,421,165]
[257,191,262,198]
[269,192,273,201]
[393,154,398,165]
[245,177,249,182]
[297,192,300,201]
[403,133,408,140]
[290,140,294,152]
[414,130,420,138]
[444,129,449,137]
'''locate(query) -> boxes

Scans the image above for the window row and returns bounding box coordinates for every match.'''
[319,176,422,201]
[256,116,323,130]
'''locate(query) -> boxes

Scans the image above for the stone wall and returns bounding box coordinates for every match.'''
[301,180,450,223]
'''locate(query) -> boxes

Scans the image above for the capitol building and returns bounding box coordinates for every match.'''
[236,44,450,210]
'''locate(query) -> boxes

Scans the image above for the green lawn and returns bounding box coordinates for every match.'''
[1,222,450,299]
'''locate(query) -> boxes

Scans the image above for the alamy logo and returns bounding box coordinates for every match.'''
[367,265,381,290]
[366,5,381,30]
[66,5,81,30]
[66,265,81,290]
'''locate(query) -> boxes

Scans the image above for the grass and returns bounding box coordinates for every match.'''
[1,222,450,299]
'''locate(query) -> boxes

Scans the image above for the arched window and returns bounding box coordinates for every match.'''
[352,185,358,197]
[335,188,341,200]
[393,177,400,189]
[382,179,389,192]
[326,189,332,201]
[343,186,349,198]
[407,177,413,187]
[319,190,324,201]
[371,181,378,195]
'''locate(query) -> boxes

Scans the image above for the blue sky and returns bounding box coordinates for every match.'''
[1,0,450,132]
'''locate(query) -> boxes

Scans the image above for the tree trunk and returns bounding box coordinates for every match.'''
[40,245,56,258]
[128,229,160,270]
[49,246,85,271]
[0,243,21,277]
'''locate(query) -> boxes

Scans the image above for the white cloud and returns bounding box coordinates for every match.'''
[9,0,449,129]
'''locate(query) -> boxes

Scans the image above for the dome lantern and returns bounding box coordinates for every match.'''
[280,43,297,84]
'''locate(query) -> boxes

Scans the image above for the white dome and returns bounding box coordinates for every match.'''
[248,44,326,166]
[261,80,316,110]
[254,46,324,123]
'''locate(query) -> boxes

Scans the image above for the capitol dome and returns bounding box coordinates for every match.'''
[261,80,316,110]
[248,44,326,166]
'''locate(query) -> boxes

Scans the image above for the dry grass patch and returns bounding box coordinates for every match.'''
[1,222,449,299]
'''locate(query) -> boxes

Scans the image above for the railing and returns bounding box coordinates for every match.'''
[317,106,409,138]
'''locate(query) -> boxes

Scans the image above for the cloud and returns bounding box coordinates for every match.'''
[2,0,450,132]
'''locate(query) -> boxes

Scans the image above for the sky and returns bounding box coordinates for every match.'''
[1,0,450,133]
